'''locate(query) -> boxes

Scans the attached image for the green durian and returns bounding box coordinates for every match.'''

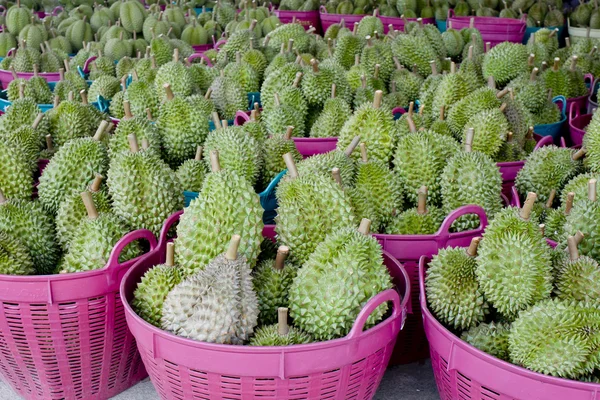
[385,187,445,234]
[555,235,600,302]
[297,137,359,188]
[309,91,352,138]
[108,107,162,158]
[461,322,511,361]
[482,42,529,86]
[250,307,313,346]
[391,33,441,77]
[0,231,35,275]
[261,126,302,188]
[176,146,207,193]
[463,106,510,158]
[210,72,248,121]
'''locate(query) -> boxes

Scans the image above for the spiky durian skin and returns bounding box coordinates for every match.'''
[0,232,35,275]
[509,299,600,379]
[515,146,582,205]
[288,228,392,341]
[447,87,502,136]
[261,64,304,112]
[391,34,441,77]
[296,150,357,188]
[275,173,356,265]
[249,324,313,346]
[108,116,162,159]
[109,91,125,120]
[253,259,298,326]
[88,75,121,101]
[393,130,460,207]
[544,208,567,242]
[60,213,141,273]
[0,141,33,201]
[476,208,553,319]
[38,138,109,215]
[161,253,259,344]
[45,100,95,148]
[209,75,247,121]
[125,80,160,119]
[261,137,302,189]
[384,207,445,235]
[347,161,403,233]
[361,42,394,84]
[107,150,183,236]
[154,62,194,101]
[55,190,112,251]
[0,199,61,275]
[389,68,423,104]
[333,34,364,70]
[133,264,182,327]
[463,109,509,158]
[426,247,488,330]
[431,73,470,120]
[336,103,396,165]
[482,42,529,86]
[461,322,511,361]
[441,151,503,232]
[563,199,600,261]
[560,173,600,207]
[157,96,209,169]
[263,103,306,137]
[302,66,350,108]
[583,111,600,173]
[175,169,263,277]
[176,159,206,193]
[202,127,263,187]
[555,256,600,301]
[508,75,547,115]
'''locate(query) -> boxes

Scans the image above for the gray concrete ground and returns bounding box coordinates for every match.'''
[0,360,440,399]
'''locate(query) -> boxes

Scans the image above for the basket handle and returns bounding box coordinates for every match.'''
[6,47,14,58]
[158,210,183,247]
[569,101,580,121]
[447,8,455,18]
[347,289,402,339]
[418,256,429,312]
[234,110,251,125]
[560,136,567,148]
[437,205,488,243]
[320,5,327,13]
[391,107,406,116]
[188,52,212,67]
[0,5,6,14]
[259,169,287,198]
[52,6,63,15]
[105,228,158,284]
[552,95,567,116]
[214,39,227,49]
[585,73,594,94]
[510,186,521,208]
[533,133,554,149]
[82,55,97,74]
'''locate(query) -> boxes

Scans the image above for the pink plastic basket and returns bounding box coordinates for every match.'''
[372,204,488,365]
[274,10,320,31]
[121,211,410,400]
[381,16,435,33]
[419,256,600,400]
[569,101,592,147]
[567,73,594,114]
[0,229,157,400]
[0,69,62,90]
[293,137,338,158]
[446,11,526,46]
[319,7,365,33]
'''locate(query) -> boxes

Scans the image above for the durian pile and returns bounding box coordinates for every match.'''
[570,0,600,28]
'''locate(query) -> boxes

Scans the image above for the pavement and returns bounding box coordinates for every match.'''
[0,360,440,399]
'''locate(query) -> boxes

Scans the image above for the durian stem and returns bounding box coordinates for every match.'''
[485,42,491,53]
[353,22,358,35]
[128,134,139,153]
[18,82,25,99]
[360,74,367,89]
[93,121,108,141]
[430,61,438,76]
[373,90,383,109]
[274,246,289,270]
[530,67,538,82]
[0,189,5,204]
[53,95,60,108]
[250,109,258,121]
[81,192,99,220]
[165,242,175,267]
[526,126,534,139]
[221,120,229,128]
[163,84,174,100]
[358,218,371,235]
[355,54,360,67]
[553,57,560,72]
[566,37,571,48]
[192,145,202,161]
[499,103,507,113]
[45,135,53,151]
[79,89,88,105]
[570,56,578,72]
[417,186,428,215]
[151,56,157,69]
[105,122,115,135]
[32,113,43,130]
[391,81,397,93]
[205,88,213,100]
[284,126,294,140]
[345,136,361,157]
[507,132,513,143]
[549,28,558,38]
[546,189,556,208]
[539,223,545,236]
[146,108,153,121]
[58,67,65,81]
[566,192,575,215]
[33,64,38,77]
[210,150,221,172]
[450,62,456,74]
[393,57,401,70]
[365,35,372,46]
[212,112,222,129]
[292,72,303,88]
[278,308,289,336]
[567,236,580,261]
[331,83,336,99]
[273,93,281,106]
[120,75,127,91]
[574,231,585,245]
[520,192,537,220]
[591,47,598,57]
[467,45,473,61]
[331,168,343,187]
[466,237,481,257]
[283,153,298,178]
[487,76,496,89]
[464,128,474,152]
[374,64,380,80]
[359,142,368,163]
[327,38,333,57]
[225,235,241,260]
[496,88,509,99]
[573,147,586,161]
[589,179,597,202]
[236,51,241,64]
[90,174,103,192]
[528,53,535,67]
[407,115,417,133]
[540,61,548,72]
[310,59,319,73]
[439,106,445,121]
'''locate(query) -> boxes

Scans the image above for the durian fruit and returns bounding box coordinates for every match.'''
[582,109,600,173]
[125,75,160,119]
[264,91,306,137]
[45,94,97,148]
[210,69,248,121]
[0,191,60,275]
[462,104,509,159]
[109,131,180,224]
[60,192,141,273]
[476,194,553,319]
[162,235,259,344]
[37,123,109,215]
[347,143,403,233]
[426,237,488,330]
[482,42,529,86]
[275,154,356,265]
[353,74,375,109]
[55,174,112,251]
[458,45,485,92]
[302,59,350,108]
[0,125,35,201]
[391,33,441,77]
[509,299,600,379]
[288,219,392,341]
[430,62,470,121]
[250,307,312,346]
[296,136,359,188]
[261,126,302,188]
[544,192,574,242]
[563,179,600,261]
[88,75,121,101]
[461,322,511,361]
[385,186,445,234]
[175,151,263,276]
[508,67,547,115]
[109,102,162,158]
[253,246,298,325]
[336,91,396,165]
[446,83,503,137]
[223,51,260,93]
[154,48,193,101]
[429,106,454,138]
[176,146,207,193]
[133,242,182,327]
[389,59,423,104]
[0,231,35,275]
[441,129,503,232]
[515,146,583,205]
[157,83,209,168]
[540,57,570,98]
[554,233,600,302]
[360,36,394,84]
[202,122,263,187]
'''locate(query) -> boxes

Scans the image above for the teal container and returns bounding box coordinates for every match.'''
[194,7,213,14]
[0,81,59,113]
[534,95,567,144]
[436,19,447,32]
[183,169,287,225]
[247,92,261,109]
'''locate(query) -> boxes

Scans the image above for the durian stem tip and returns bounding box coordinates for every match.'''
[221,119,229,128]
[567,235,580,261]
[283,153,298,178]
[466,237,481,257]
[90,174,103,192]
[589,179,597,202]
[284,126,294,140]
[195,146,203,161]
[528,53,535,67]
[123,100,133,119]
[81,192,98,220]
[310,59,319,73]
[274,246,289,270]
[373,90,383,109]
[417,186,428,215]
[292,72,303,88]
[331,168,343,187]
[407,115,417,133]
[520,192,537,220]
[468,45,473,60]
[574,230,585,245]
[546,189,556,208]
[499,103,507,113]
[278,308,289,336]
[128,134,139,153]
[553,57,560,71]
[166,242,175,267]
[359,142,368,163]
[439,106,445,121]
[225,234,241,260]
[358,218,371,235]
[345,135,361,156]
[450,61,456,74]
[210,150,221,172]
[496,88,509,99]
[566,192,575,215]
[205,88,213,100]
[487,76,496,89]
[93,120,108,141]
[464,128,474,153]
[530,67,538,81]
[539,223,545,236]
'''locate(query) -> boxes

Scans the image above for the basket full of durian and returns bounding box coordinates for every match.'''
[420,188,600,400]
[447,12,527,46]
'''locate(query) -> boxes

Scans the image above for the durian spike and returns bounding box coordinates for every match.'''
[210,150,221,172]
[530,67,539,82]
[466,237,481,257]
[359,142,368,163]
[373,90,383,109]
[194,146,203,161]
[18,82,25,99]
[0,188,5,204]
[146,108,153,121]
[487,76,496,89]
[546,189,556,208]
[53,95,60,108]
[81,191,99,220]
[589,179,597,202]
[45,135,53,151]
[450,62,456,74]
[331,168,343,187]
[90,174,103,193]
[80,89,89,105]
[407,115,417,133]
[141,138,150,150]
[573,147,586,160]
[464,128,474,153]
[225,234,241,260]
[552,57,560,72]
[93,121,108,141]
[163,84,174,100]
[284,126,294,140]
[221,120,229,128]
[274,246,289,270]
[32,113,43,129]
[331,83,336,99]
[283,153,299,178]
[499,103,507,113]
[357,218,371,235]
[567,235,580,261]
[417,186,428,215]
[527,53,535,67]
[278,307,290,336]
[565,192,575,215]
[128,134,140,153]
[211,112,222,129]
[292,72,303,88]
[496,88,509,98]
[520,192,537,220]
[430,61,438,76]
[205,88,213,100]
[570,56,578,72]
[439,106,445,121]
[574,230,585,245]
[310,59,319,73]
[123,100,133,119]
[539,223,545,236]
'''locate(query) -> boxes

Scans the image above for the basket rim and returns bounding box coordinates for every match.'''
[418,255,600,391]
